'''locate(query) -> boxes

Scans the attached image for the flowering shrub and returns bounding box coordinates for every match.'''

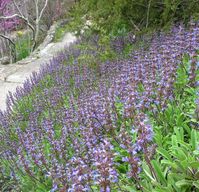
[0,0,21,31]
[0,21,199,191]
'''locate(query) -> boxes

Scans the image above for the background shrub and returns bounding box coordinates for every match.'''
[69,0,199,35]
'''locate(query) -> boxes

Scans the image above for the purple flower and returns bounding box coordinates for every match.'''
[50,183,58,192]
[1,21,199,191]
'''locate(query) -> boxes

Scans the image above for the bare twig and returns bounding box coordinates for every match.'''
[13,0,25,18]
[39,0,49,21]
[130,19,140,31]
[0,14,35,38]
[0,34,15,47]
[146,0,152,28]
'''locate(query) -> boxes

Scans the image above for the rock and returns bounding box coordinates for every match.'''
[0,31,77,110]
[35,22,59,51]
[60,19,71,27]
[0,56,10,65]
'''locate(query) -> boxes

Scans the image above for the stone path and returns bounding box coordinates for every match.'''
[0,32,77,111]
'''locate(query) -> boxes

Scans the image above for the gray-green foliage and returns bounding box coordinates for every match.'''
[69,0,199,35]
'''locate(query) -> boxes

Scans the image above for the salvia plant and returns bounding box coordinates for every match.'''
[0,21,199,192]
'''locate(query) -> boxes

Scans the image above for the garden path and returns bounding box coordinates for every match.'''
[0,32,77,111]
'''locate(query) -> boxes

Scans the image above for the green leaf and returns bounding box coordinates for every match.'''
[161,160,178,170]
[177,141,191,151]
[172,135,178,147]
[121,185,136,191]
[154,186,174,192]
[117,164,127,173]
[193,181,199,189]
[184,87,195,95]
[175,179,193,188]
[151,160,167,186]
[177,149,187,161]
[193,150,199,155]
[188,161,199,169]
[171,147,187,161]
[191,130,198,151]
[157,148,172,161]
[180,160,188,169]
[176,114,185,128]
[174,127,184,142]
[142,162,156,181]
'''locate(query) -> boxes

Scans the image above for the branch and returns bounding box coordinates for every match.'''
[146,0,152,28]
[130,19,140,31]
[0,34,15,47]
[0,14,35,39]
[34,0,39,22]
[38,0,49,21]
[13,0,25,18]
[0,14,21,20]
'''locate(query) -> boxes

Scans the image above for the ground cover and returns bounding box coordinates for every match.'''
[0,21,199,192]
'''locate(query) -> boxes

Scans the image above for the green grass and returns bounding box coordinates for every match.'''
[54,23,70,42]
[15,34,32,61]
